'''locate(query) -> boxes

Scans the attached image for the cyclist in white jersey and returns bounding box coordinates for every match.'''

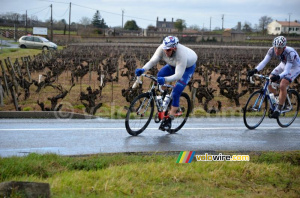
[247,36,300,118]
[135,36,198,131]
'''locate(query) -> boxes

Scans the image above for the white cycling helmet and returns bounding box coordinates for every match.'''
[272,36,287,48]
[162,36,179,49]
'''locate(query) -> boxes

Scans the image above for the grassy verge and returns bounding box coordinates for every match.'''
[0,48,41,58]
[0,152,299,197]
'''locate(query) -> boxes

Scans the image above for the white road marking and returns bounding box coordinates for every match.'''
[0,127,300,131]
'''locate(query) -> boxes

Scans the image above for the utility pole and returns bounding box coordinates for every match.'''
[221,14,224,30]
[122,9,124,28]
[50,4,53,41]
[69,2,71,42]
[210,17,212,32]
[25,10,27,35]
[288,13,292,35]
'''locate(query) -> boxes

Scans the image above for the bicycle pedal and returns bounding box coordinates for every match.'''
[159,125,166,131]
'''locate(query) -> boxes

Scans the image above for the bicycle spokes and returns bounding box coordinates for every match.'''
[125,93,154,136]
[243,91,268,129]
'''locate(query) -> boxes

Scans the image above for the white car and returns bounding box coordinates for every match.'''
[18,35,57,50]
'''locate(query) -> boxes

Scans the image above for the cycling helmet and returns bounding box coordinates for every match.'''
[272,36,287,48]
[162,36,179,49]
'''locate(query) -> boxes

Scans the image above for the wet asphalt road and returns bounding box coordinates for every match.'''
[0,117,299,157]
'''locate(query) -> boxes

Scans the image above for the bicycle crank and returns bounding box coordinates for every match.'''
[268,108,274,118]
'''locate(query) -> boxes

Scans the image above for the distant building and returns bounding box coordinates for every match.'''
[156,17,175,32]
[268,20,300,35]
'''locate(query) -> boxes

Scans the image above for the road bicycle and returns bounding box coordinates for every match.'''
[243,74,299,129]
[125,74,191,136]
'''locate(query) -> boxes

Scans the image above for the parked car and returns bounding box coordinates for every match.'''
[18,35,57,50]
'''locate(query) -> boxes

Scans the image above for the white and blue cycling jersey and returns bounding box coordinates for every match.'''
[142,43,198,82]
[142,43,198,107]
[256,46,300,82]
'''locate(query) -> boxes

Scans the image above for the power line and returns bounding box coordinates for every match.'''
[31,6,50,15]
[39,0,155,22]
[71,3,154,22]
[43,6,51,20]
[39,0,69,4]
[53,7,69,18]
[2,5,50,13]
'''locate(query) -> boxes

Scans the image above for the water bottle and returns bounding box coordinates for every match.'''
[275,96,279,105]
[269,93,276,104]
[162,94,171,111]
[156,96,163,107]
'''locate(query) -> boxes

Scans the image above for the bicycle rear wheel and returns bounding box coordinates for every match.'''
[125,93,154,136]
[277,89,299,127]
[243,90,268,129]
[167,92,191,134]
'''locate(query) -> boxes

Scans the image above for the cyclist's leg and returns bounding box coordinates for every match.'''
[271,65,300,118]
[158,64,175,131]
[278,79,290,105]
[159,64,195,131]
[157,64,175,77]
[170,64,196,116]
[278,67,300,108]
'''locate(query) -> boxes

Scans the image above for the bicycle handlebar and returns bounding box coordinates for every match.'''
[249,74,270,84]
[132,74,174,90]
[249,74,280,89]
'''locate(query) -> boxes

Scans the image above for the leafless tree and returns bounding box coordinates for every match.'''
[79,17,91,28]
[259,16,272,35]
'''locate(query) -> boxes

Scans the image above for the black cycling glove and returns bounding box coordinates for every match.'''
[270,75,280,82]
[247,69,258,77]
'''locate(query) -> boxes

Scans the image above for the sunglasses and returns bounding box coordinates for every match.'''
[166,48,173,52]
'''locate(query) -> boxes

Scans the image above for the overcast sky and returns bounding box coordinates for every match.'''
[1,0,300,29]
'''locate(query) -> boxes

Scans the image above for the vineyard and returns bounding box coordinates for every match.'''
[0,44,299,118]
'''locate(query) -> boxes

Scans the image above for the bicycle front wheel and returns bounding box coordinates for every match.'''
[243,90,268,129]
[125,93,154,136]
[167,92,191,134]
[277,89,299,128]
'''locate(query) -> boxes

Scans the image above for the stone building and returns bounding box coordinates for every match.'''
[156,17,175,32]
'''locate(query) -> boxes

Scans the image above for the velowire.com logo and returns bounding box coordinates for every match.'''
[176,151,195,163]
[176,151,250,163]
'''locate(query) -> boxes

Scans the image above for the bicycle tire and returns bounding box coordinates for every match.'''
[243,90,268,129]
[167,92,191,134]
[125,92,154,136]
[277,89,300,128]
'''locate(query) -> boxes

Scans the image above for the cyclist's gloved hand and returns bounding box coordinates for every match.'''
[247,69,258,77]
[135,68,145,76]
[270,75,280,82]
[157,77,165,85]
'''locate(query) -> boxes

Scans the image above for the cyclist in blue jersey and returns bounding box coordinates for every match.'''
[247,36,300,118]
[135,36,198,131]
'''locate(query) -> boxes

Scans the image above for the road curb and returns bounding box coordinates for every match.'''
[0,111,97,119]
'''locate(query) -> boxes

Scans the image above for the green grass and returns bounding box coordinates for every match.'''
[0,45,64,61]
[0,48,42,59]
[0,152,299,197]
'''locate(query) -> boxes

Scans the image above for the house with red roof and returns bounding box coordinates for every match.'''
[268,20,300,35]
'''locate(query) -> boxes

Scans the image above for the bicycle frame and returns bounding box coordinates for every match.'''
[134,74,174,120]
[251,77,275,112]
